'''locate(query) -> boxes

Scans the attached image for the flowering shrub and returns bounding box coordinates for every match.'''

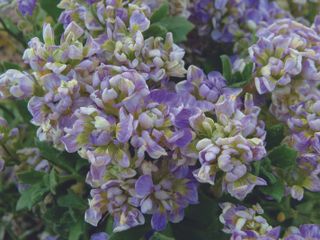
[0,0,320,239]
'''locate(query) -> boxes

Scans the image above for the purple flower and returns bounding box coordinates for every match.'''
[132,159,198,231]
[0,70,35,99]
[188,0,289,53]
[90,232,109,240]
[284,224,320,240]
[18,0,37,16]
[219,202,280,240]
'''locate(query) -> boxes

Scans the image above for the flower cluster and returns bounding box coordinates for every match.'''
[219,202,280,240]
[250,18,320,200]
[16,0,203,232]
[58,0,186,82]
[176,66,267,200]
[220,203,320,240]
[188,0,289,53]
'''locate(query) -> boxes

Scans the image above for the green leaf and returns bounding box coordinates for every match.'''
[57,191,87,210]
[16,183,49,211]
[220,55,233,83]
[1,62,22,71]
[143,23,168,39]
[47,169,58,194]
[172,189,228,240]
[109,224,150,240]
[261,179,285,202]
[68,222,83,240]
[150,232,175,240]
[39,0,62,21]
[150,2,169,23]
[268,144,298,169]
[242,62,254,82]
[260,158,278,184]
[16,170,45,184]
[157,16,194,43]
[266,124,285,150]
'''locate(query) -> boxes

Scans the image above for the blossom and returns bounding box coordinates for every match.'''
[284,224,320,240]
[18,0,37,16]
[90,232,109,240]
[249,19,320,94]
[189,0,289,53]
[185,91,267,200]
[0,69,35,99]
[219,202,280,240]
[58,0,187,82]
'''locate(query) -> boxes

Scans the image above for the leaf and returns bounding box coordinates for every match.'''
[261,179,285,202]
[157,16,194,43]
[47,169,58,194]
[16,170,45,184]
[260,158,278,184]
[150,232,175,240]
[150,2,169,23]
[268,144,298,169]
[220,55,233,83]
[39,0,62,21]
[16,183,49,211]
[68,222,83,240]
[242,62,254,82]
[57,191,87,210]
[266,124,285,150]
[1,62,22,71]
[172,189,228,240]
[143,23,168,39]
[109,224,150,240]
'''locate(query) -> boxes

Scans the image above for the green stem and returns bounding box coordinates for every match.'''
[0,104,15,119]
[0,18,27,48]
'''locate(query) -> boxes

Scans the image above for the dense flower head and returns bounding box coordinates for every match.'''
[85,157,198,232]
[174,67,267,200]
[189,0,289,53]
[219,202,280,240]
[250,17,320,200]
[284,224,320,240]
[250,18,320,94]
[191,93,267,200]
[58,0,186,82]
[17,0,198,231]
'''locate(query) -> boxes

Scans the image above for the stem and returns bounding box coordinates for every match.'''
[0,104,15,119]
[0,17,27,48]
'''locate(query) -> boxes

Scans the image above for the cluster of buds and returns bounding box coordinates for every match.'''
[175,66,267,200]
[250,18,320,200]
[58,0,186,82]
[220,203,320,240]
[188,0,289,53]
[13,0,202,232]
[219,202,281,240]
